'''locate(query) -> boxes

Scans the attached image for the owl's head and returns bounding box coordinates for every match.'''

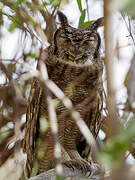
[53,11,103,67]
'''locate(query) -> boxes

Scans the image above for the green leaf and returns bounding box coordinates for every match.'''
[17,0,25,4]
[99,117,135,169]
[50,0,61,7]
[28,53,36,59]
[8,15,22,31]
[9,23,16,32]
[79,21,93,29]
[11,0,26,9]
[78,9,93,29]
[78,9,86,29]
[76,0,82,12]
[9,22,21,31]
[28,17,35,26]
[37,3,48,10]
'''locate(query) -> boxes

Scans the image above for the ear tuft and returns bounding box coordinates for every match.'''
[91,17,104,30]
[57,11,69,28]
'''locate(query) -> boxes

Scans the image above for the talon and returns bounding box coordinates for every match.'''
[63,161,76,171]
[86,171,92,177]
[63,159,92,176]
[79,160,92,176]
[80,163,87,174]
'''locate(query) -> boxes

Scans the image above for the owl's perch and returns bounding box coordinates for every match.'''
[28,165,104,180]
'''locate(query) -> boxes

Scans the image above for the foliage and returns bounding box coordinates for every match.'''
[78,9,92,29]
[76,0,92,29]
[99,117,135,169]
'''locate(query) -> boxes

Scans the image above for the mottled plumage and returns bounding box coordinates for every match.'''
[23,11,103,177]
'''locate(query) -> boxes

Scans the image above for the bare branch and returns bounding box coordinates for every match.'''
[104,0,121,137]
[28,165,103,180]
[0,149,26,180]
[40,52,63,176]
[121,15,135,47]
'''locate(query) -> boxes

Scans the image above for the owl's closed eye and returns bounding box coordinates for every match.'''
[52,11,103,66]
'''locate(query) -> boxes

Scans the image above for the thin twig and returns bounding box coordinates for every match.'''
[121,15,135,47]
[39,52,63,176]
[21,61,98,156]
[2,12,41,43]
[38,61,98,156]
[0,62,26,178]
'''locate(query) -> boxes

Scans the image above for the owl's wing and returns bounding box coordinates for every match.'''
[77,88,103,160]
[23,78,42,177]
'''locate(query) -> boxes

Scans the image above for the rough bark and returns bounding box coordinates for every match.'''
[28,166,104,180]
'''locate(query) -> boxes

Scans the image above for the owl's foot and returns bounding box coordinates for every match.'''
[63,159,91,176]
[87,158,104,175]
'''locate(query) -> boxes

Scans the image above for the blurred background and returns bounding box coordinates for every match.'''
[0,0,135,179]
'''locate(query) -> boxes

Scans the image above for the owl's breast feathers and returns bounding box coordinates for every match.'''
[42,47,103,126]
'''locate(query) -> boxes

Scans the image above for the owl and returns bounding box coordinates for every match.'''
[23,11,103,177]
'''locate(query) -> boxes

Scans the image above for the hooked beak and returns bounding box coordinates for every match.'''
[75,45,79,56]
